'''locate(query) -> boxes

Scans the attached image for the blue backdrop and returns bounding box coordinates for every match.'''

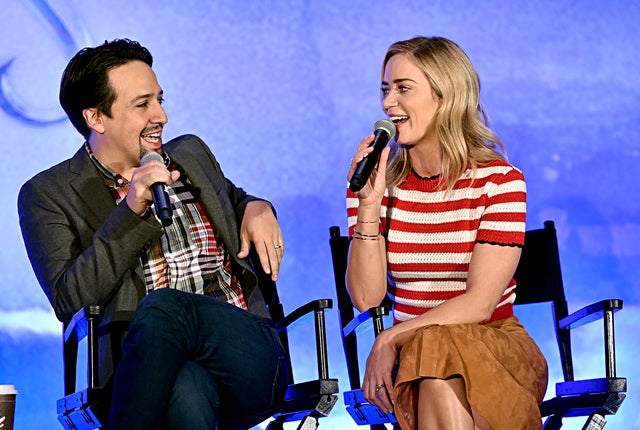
[1,0,638,428]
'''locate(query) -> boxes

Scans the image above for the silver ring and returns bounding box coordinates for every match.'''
[375,384,385,392]
[274,244,282,250]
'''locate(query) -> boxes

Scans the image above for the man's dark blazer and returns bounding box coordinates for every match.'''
[18,134,271,384]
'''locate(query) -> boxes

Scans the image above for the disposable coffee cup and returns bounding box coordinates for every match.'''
[0,384,18,430]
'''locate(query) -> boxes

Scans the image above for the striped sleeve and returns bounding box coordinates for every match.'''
[346,187,359,236]
[476,165,526,246]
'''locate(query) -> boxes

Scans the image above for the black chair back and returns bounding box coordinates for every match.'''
[513,220,573,382]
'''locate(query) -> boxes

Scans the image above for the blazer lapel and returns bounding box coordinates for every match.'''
[67,147,146,282]
[68,147,117,232]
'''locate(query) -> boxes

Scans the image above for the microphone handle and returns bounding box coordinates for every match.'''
[349,128,390,192]
[151,183,173,226]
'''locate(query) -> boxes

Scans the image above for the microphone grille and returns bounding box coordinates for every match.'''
[140,151,164,165]
[374,119,397,139]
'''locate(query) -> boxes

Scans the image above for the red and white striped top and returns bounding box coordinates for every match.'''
[347,160,526,324]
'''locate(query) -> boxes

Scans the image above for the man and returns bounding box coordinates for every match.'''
[18,38,289,429]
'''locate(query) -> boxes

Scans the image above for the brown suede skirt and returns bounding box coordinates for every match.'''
[393,317,548,430]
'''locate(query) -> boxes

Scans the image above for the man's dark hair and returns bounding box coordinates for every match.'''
[59,38,153,138]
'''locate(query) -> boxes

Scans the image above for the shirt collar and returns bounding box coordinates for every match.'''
[84,141,172,181]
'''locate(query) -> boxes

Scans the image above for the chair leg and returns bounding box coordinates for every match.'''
[266,416,285,430]
[543,415,563,430]
[581,413,606,430]
[295,394,338,430]
[296,414,320,430]
[266,394,338,430]
[580,392,626,430]
[267,412,322,430]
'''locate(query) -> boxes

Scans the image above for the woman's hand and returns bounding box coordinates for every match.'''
[361,330,397,414]
[347,134,391,207]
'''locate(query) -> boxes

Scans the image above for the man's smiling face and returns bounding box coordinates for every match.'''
[97,60,168,167]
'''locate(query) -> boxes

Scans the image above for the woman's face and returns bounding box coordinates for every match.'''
[380,53,441,147]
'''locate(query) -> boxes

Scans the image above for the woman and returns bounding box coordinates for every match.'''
[346,36,548,429]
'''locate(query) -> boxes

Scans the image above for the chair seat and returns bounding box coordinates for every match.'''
[541,392,626,418]
[225,379,339,430]
[284,378,339,400]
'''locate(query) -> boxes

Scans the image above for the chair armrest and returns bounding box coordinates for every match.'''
[558,299,623,330]
[63,306,104,345]
[343,305,390,338]
[275,299,333,331]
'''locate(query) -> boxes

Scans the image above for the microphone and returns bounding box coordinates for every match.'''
[140,151,173,227]
[349,119,397,192]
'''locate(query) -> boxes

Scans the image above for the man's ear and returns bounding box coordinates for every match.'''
[83,108,105,134]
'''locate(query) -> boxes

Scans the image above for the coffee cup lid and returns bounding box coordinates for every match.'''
[0,384,18,395]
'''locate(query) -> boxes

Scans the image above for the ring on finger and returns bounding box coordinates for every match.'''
[274,244,282,250]
[374,383,385,392]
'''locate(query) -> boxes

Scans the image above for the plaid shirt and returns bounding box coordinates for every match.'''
[85,143,247,310]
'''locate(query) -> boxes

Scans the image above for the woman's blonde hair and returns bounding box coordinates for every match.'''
[383,36,506,189]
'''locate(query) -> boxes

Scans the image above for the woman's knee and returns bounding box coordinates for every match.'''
[419,376,470,410]
[417,377,474,429]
